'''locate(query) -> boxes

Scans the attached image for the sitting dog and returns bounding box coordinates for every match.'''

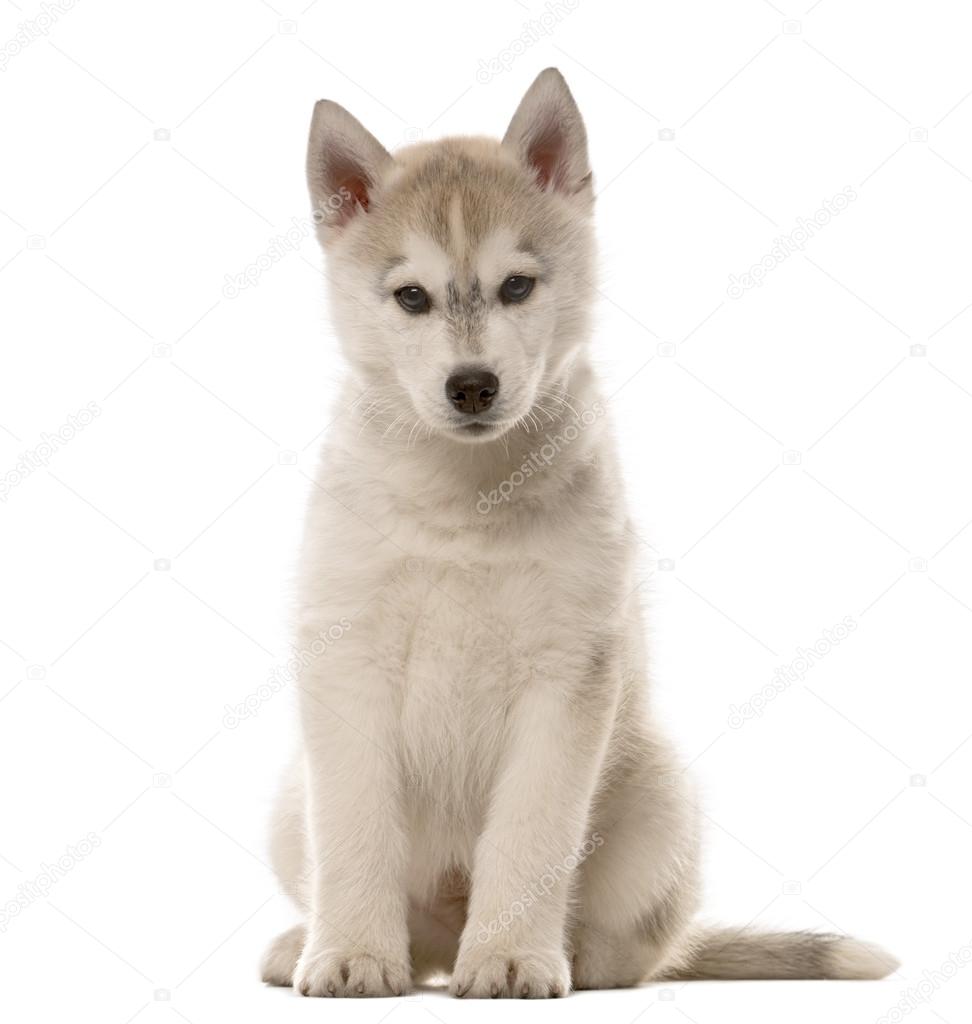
[261,68,896,998]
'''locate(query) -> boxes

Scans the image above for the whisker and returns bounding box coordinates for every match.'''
[381,412,408,442]
[534,402,560,424]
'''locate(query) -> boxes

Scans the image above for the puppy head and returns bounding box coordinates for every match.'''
[307,68,595,445]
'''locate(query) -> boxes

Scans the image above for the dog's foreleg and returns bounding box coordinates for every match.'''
[292,643,411,998]
[451,655,617,998]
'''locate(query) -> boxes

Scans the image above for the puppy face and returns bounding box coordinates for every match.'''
[307,70,595,445]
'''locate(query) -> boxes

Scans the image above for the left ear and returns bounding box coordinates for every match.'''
[502,68,592,197]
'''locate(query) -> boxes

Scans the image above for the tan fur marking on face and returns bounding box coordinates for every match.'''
[357,138,549,265]
[447,193,467,263]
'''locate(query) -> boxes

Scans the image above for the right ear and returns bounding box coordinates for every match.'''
[306,100,392,233]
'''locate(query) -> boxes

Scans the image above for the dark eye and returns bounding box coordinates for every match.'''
[395,285,429,313]
[500,275,535,304]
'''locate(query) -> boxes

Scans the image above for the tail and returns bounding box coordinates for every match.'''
[660,927,899,981]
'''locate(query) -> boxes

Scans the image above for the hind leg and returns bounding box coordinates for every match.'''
[570,892,694,990]
[262,760,311,987]
[570,741,700,989]
[262,924,306,986]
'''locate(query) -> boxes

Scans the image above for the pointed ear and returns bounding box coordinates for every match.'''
[306,100,392,233]
[502,68,591,197]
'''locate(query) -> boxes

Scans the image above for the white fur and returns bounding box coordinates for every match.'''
[262,69,896,999]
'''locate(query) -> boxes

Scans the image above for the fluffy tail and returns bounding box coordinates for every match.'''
[661,927,899,980]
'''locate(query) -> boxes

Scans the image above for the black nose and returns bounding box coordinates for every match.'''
[445,370,499,414]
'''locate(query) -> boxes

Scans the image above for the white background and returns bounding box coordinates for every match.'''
[1,1,971,1022]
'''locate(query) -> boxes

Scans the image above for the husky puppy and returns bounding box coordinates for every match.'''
[261,68,896,998]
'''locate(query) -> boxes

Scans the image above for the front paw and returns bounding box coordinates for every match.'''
[294,944,410,997]
[451,947,569,998]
